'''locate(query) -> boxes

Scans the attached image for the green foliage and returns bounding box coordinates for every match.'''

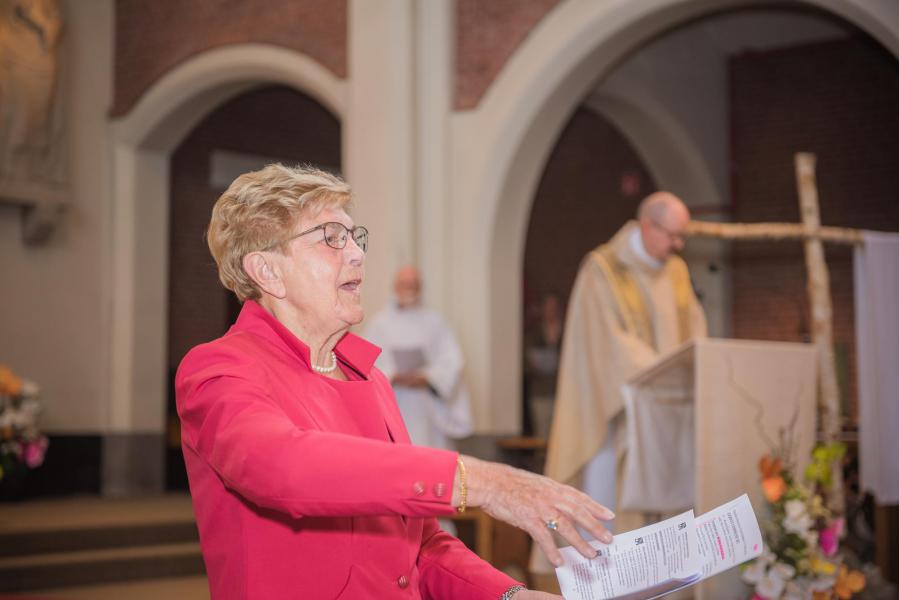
[804,442,846,488]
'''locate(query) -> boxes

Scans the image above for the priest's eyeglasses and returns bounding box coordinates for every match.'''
[266,222,369,253]
[650,220,686,244]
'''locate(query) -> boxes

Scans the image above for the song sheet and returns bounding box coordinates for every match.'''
[555,494,762,600]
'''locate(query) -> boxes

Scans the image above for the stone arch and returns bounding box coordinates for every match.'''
[584,93,719,212]
[106,44,345,447]
[451,0,899,432]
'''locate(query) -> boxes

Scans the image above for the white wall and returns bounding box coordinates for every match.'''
[0,0,113,433]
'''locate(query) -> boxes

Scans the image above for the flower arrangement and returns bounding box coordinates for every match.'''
[0,365,48,485]
[743,441,865,600]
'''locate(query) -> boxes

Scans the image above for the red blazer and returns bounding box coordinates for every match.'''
[176,300,518,599]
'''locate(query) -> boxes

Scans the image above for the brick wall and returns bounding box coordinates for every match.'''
[730,36,899,426]
[167,85,341,373]
[524,106,656,324]
[455,0,561,110]
[113,0,347,116]
[115,0,558,115]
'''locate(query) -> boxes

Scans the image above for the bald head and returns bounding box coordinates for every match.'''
[637,192,690,261]
[394,265,422,308]
[638,191,689,223]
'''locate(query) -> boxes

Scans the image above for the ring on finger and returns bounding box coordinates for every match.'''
[546,518,560,531]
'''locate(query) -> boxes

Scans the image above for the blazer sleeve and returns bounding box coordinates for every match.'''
[176,346,459,519]
[417,518,522,600]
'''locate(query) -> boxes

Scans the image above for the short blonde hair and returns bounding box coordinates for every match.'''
[207,164,352,302]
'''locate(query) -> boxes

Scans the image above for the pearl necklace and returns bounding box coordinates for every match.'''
[312,351,338,374]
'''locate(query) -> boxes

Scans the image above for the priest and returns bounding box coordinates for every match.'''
[533,192,707,577]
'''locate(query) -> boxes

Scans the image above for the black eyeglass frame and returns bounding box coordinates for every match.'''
[263,222,369,253]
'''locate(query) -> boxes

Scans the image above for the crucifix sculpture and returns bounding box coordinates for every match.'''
[687,153,863,513]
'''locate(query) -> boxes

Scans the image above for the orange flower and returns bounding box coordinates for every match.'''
[759,455,783,478]
[813,592,832,600]
[762,476,787,502]
[834,566,865,599]
[0,365,22,396]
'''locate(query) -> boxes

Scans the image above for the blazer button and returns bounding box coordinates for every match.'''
[412,481,426,496]
[397,574,409,589]
[432,482,446,498]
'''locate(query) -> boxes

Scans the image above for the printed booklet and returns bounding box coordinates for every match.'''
[555,494,763,600]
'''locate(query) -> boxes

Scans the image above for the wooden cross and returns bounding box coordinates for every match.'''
[687,153,864,513]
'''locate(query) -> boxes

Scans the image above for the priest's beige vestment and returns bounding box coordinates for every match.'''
[544,220,707,512]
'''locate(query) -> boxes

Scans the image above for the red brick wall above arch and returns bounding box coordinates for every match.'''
[112,0,347,117]
[455,0,562,110]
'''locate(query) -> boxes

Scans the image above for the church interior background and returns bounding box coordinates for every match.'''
[1,0,898,597]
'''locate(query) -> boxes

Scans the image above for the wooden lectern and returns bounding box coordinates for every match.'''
[621,338,818,599]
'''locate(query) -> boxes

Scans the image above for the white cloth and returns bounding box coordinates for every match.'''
[629,227,663,270]
[854,231,899,505]
[582,416,619,535]
[620,383,694,512]
[364,303,473,450]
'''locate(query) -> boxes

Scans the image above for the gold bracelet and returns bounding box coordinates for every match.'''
[456,455,467,513]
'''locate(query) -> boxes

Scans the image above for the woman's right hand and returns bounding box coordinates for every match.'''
[453,455,614,567]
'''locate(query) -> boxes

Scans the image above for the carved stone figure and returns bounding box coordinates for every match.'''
[0,0,66,208]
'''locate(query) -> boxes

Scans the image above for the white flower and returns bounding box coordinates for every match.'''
[784,499,813,535]
[773,562,796,581]
[757,569,786,599]
[20,396,41,417]
[810,575,835,591]
[11,410,31,428]
[755,559,794,600]
[803,530,818,549]
[742,560,768,585]
[785,499,806,519]
[783,580,811,600]
[20,379,40,397]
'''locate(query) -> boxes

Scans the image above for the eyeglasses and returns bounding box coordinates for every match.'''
[266,222,369,253]
[651,220,686,244]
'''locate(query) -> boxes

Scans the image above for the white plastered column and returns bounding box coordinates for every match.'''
[413,0,455,315]
[344,0,457,337]
[345,0,418,320]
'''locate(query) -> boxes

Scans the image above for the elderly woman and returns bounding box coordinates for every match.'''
[177,164,614,599]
